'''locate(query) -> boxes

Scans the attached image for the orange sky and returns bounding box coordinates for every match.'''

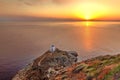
[0,0,120,21]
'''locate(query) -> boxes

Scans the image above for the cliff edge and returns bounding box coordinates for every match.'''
[12,48,78,80]
[13,48,120,80]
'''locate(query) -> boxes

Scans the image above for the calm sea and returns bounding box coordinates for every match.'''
[0,21,120,80]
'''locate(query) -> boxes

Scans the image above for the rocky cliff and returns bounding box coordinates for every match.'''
[12,48,78,80]
[55,54,120,80]
[13,49,120,80]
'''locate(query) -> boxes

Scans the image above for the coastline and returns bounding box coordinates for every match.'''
[12,49,120,80]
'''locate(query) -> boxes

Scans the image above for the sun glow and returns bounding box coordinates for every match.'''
[74,2,107,20]
[85,15,91,20]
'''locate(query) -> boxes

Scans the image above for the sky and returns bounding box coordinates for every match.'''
[0,0,120,21]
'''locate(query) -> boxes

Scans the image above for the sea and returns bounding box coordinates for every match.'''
[0,21,120,80]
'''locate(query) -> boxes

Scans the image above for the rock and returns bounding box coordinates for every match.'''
[12,48,78,80]
[67,51,78,63]
[68,51,78,57]
[54,54,120,80]
[114,72,120,80]
[86,76,94,80]
[61,75,68,80]
[72,64,85,73]
[13,49,120,80]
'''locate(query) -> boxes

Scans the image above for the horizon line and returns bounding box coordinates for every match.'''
[1,20,120,22]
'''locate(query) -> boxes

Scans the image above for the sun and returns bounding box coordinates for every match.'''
[74,2,107,20]
[85,15,91,20]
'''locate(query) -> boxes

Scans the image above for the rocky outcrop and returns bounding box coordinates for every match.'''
[12,48,78,80]
[55,54,120,80]
[13,48,120,80]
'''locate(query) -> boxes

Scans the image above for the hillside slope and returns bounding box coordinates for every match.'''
[12,49,78,80]
[12,48,120,80]
[54,54,120,80]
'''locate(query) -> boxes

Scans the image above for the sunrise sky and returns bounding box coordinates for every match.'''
[0,0,120,21]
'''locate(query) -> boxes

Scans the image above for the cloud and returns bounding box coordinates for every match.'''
[0,15,80,22]
[52,0,75,4]
[18,0,76,6]
[24,2,33,6]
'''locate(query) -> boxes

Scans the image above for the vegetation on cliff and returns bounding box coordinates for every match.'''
[13,48,120,80]
[55,54,120,80]
[12,48,78,80]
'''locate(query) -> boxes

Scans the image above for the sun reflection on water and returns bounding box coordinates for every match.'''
[83,21,93,51]
[72,21,94,51]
